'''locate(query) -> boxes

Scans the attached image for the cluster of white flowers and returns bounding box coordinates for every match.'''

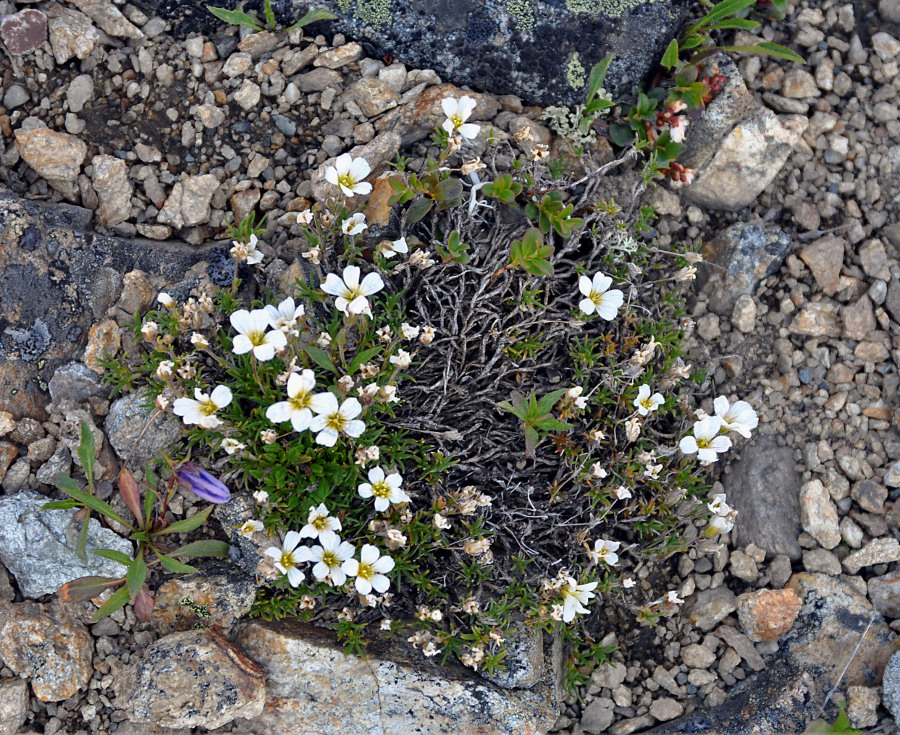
[679,396,758,465]
[704,493,737,537]
[264,504,395,594]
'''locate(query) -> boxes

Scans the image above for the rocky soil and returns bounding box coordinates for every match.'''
[2,0,900,732]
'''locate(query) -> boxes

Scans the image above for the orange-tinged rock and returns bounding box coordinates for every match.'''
[363,175,396,228]
[14,128,87,182]
[83,319,121,374]
[737,588,802,642]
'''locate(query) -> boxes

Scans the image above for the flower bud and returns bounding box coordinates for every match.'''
[141,321,159,341]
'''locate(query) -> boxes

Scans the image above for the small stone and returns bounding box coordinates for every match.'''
[716,625,766,671]
[237,30,281,59]
[799,479,840,549]
[194,103,225,129]
[768,555,793,588]
[737,588,802,642]
[158,174,220,229]
[3,85,29,110]
[843,538,900,575]
[82,318,121,373]
[883,651,900,723]
[782,69,820,97]
[681,643,716,669]
[791,302,842,338]
[67,0,142,38]
[353,78,400,117]
[46,7,100,64]
[852,480,888,514]
[840,517,864,549]
[689,586,738,631]
[105,388,182,468]
[731,294,757,334]
[0,678,28,734]
[729,550,759,582]
[314,41,362,68]
[697,313,721,341]
[222,51,252,77]
[0,603,94,701]
[867,569,900,617]
[799,236,844,295]
[233,80,261,111]
[854,341,890,363]
[134,143,162,163]
[881,0,900,23]
[0,8,47,55]
[847,686,879,729]
[0,414,12,438]
[35,446,72,486]
[91,155,132,228]
[0,443,17,484]
[649,697,683,722]
[66,74,93,113]
[135,223,172,240]
[802,548,842,575]
[859,239,890,279]
[872,32,900,61]
[841,297,876,340]
[297,67,341,92]
[581,699,615,734]
[590,662,627,689]
[15,128,87,182]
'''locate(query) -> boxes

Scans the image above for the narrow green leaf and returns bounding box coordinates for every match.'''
[60,487,131,527]
[172,540,231,558]
[154,550,199,574]
[52,473,82,495]
[586,54,614,103]
[721,41,804,64]
[207,5,264,30]
[708,17,758,29]
[94,549,133,565]
[305,345,337,374]
[660,39,679,69]
[152,504,214,536]
[692,0,756,28]
[534,417,573,431]
[126,554,147,600]
[41,499,81,511]
[263,0,275,29]
[283,7,337,31]
[76,421,95,488]
[535,388,569,416]
[144,483,156,528]
[57,576,124,602]
[92,585,130,621]
[348,346,383,375]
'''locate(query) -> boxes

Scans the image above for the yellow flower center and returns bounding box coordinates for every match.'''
[357,562,374,581]
[371,480,392,499]
[450,113,464,129]
[249,329,266,346]
[589,291,605,307]
[200,399,218,416]
[696,437,711,450]
[322,551,339,568]
[337,173,357,190]
[312,515,329,530]
[326,411,348,433]
[289,392,311,411]
[280,551,296,569]
[640,397,654,409]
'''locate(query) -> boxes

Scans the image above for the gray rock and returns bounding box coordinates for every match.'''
[581,698,615,733]
[2,85,29,110]
[0,489,132,598]
[843,538,900,575]
[883,650,900,722]
[66,74,93,113]
[105,388,182,469]
[35,446,72,485]
[234,619,562,734]
[881,0,900,23]
[867,569,900,618]
[590,662,627,689]
[688,587,738,631]
[799,479,840,550]
[479,622,545,689]
[724,440,802,559]
[0,678,28,734]
[48,362,109,405]
[118,629,266,729]
[91,154,133,228]
[698,224,792,317]
[157,174,220,229]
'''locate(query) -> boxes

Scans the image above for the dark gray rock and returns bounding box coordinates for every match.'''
[48,361,110,405]
[133,0,687,106]
[0,489,132,598]
[884,650,900,723]
[105,388,183,469]
[0,187,210,422]
[724,439,802,560]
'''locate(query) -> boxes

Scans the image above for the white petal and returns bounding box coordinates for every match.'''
[232,334,254,354]
[284,530,302,552]
[359,272,384,296]
[441,97,457,118]
[315,428,339,447]
[342,265,361,289]
[458,123,481,140]
[373,555,395,574]
[289,409,312,433]
[173,398,198,417]
[374,497,389,512]
[322,273,348,297]
[229,309,253,335]
[351,181,373,196]
[334,153,352,175]
[360,544,379,565]
[697,447,719,463]
[578,298,596,315]
[679,436,698,454]
[330,567,347,586]
[266,401,292,423]
[355,577,372,595]
[595,298,620,321]
[264,329,288,348]
[341,558,359,576]
[253,343,276,361]
[714,395,730,417]
[578,275,593,297]
[710,435,733,453]
[339,398,362,419]
[211,385,233,408]
[312,561,330,580]
[309,391,338,415]
[368,467,385,483]
[287,567,304,587]
[592,273,612,293]
[346,295,371,314]
[349,157,371,180]
[370,574,390,593]
[458,96,476,119]
[325,167,339,186]
[358,484,374,498]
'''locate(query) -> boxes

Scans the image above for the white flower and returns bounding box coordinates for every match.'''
[420,326,436,345]
[378,237,408,258]
[230,308,287,361]
[300,503,342,542]
[616,486,633,500]
[623,577,636,589]
[713,396,758,439]
[341,544,395,595]
[633,384,664,416]
[239,519,264,537]
[264,531,311,587]
[706,514,734,536]
[422,641,441,657]
[358,467,408,512]
[589,539,620,566]
[253,490,269,505]
[265,370,318,433]
[567,386,583,399]
[665,591,685,606]
[400,323,419,340]
[707,493,730,517]
[141,321,159,341]
[173,385,233,429]
[644,463,663,480]
[590,464,608,479]
[433,513,450,530]
[308,393,366,447]
[230,234,264,264]
[190,332,209,348]
[560,577,598,623]
[157,292,175,308]
[679,416,732,464]
[389,350,412,369]
[221,437,246,455]
[265,297,305,336]
[325,153,373,197]
[578,273,624,319]
[296,209,314,225]
[341,213,368,236]
[156,360,174,380]
[309,534,356,586]
[321,265,384,318]
[441,96,480,141]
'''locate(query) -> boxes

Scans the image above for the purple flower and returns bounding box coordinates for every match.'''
[174,462,231,504]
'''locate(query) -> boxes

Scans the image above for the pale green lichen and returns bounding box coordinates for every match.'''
[343,0,391,29]
[503,0,536,32]
[565,0,661,18]
[542,105,598,147]
[566,52,586,90]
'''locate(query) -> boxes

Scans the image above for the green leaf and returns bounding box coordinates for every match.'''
[434,178,463,204]
[609,122,635,147]
[76,514,90,565]
[171,540,231,558]
[144,484,156,531]
[52,473,82,495]
[94,549,133,565]
[660,39,679,69]
[707,17,758,29]
[126,554,147,600]
[407,197,434,223]
[152,504,214,536]
[41,499,81,511]
[92,585,130,621]
[283,7,337,31]
[692,0,756,28]
[348,346,382,375]
[154,550,199,574]
[207,4,264,30]
[57,576,124,603]
[58,487,131,527]
[76,421,95,487]
[263,0,275,29]
[523,427,540,457]
[535,388,569,416]
[305,345,337,374]
[586,54,614,104]
[534,417,573,431]
[721,41,804,64]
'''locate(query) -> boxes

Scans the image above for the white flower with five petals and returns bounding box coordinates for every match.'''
[230,308,287,361]
[300,503,342,543]
[309,534,356,586]
[341,213,368,236]
[173,385,232,429]
[265,370,318,433]
[308,393,366,447]
[264,531,310,587]
[265,297,305,336]
[578,273,624,320]
[713,396,758,439]
[341,544,395,595]
[441,96,480,141]
[325,153,373,197]
[358,467,409,512]
[321,265,384,318]
[560,577,598,623]
[679,416,731,465]
[633,384,664,416]
[588,539,620,567]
